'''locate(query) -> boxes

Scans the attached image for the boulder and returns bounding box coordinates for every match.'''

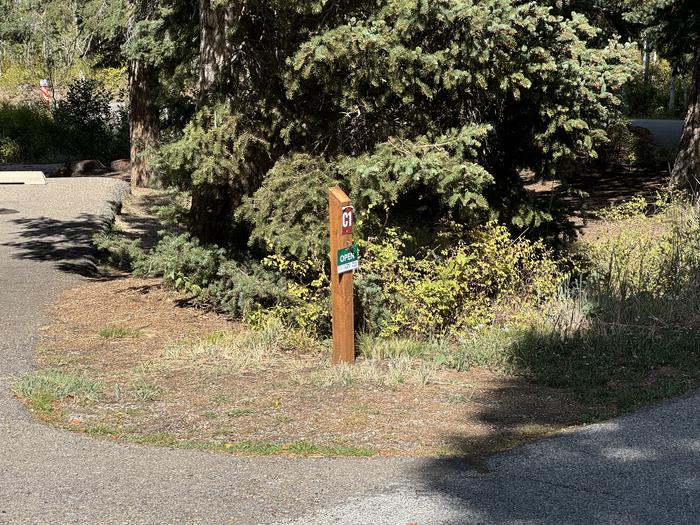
[57,160,109,177]
[110,159,130,172]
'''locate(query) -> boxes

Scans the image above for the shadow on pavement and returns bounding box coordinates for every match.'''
[414,387,700,523]
[3,205,119,276]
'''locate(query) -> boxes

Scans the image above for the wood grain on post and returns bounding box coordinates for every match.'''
[328,186,355,364]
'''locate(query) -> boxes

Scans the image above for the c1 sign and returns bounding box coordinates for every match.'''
[341,205,354,235]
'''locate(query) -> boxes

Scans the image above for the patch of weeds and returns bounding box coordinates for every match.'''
[357,335,430,360]
[14,370,103,412]
[84,425,119,437]
[207,365,229,378]
[211,394,231,405]
[164,330,273,372]
[435,445,460,457]
[132,362,170,375]
[297,356,437,388]
[181,440,219,451]
[202,411,220,420]
[351,404,381,416]
[27,391,58,416]
[222,440,375,457]
[128,378,162,402]
[99,326,144,339]
[447,393,474,404]
[227,408,255,418]
[164,322,325,373]
[136,432,177,447]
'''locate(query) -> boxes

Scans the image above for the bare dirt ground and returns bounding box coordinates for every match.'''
[23,167,672,458]
[33,275,587,458]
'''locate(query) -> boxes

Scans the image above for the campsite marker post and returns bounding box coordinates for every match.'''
[328,186,357,364]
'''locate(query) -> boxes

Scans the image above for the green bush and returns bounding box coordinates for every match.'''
[0,80,128,163]
[54,78,128,161]
[0,102,62,161]
[598,121,658,168]
[133,234,301,322]
[108,218,563,340]
[356,224,563,337]
[94,232,144,270]
[0,136,21,163]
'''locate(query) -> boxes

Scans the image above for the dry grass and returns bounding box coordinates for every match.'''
[21,276,590,458]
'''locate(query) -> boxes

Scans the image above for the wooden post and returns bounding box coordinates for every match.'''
[328,186,355,364]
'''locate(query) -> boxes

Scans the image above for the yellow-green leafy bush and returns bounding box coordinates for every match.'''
[356,224,563,337]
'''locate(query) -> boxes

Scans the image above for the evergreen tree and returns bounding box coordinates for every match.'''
[157,0,636,252]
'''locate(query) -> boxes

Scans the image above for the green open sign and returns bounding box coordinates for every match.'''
[336,243,359,274]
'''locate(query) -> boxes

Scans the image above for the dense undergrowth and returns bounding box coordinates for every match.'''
[0,79,128,163]
[95,193,700,413]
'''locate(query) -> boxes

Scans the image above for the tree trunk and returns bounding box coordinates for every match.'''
[671,42,700,191]
[189,182,234,244]
[189,0,234,244]
[197,0,233,102]
[669,64,676,113]
[642,40,649,82]
[129,58,159,189]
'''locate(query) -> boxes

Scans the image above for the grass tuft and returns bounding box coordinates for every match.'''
[99,326,144,339]
[221,440,375,457]
[14,370,103,413]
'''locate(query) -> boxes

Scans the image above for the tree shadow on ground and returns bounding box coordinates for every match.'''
[410,291,700,523]
[525,166,671,246]
[117,191,184,250]
[3,207,121,276]
[410,394,699,523]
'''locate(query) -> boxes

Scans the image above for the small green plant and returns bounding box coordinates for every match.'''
[15,370,103,411]
[227,407,255,418]
[128,378,162,402]
[99,326,144,339]
[93,232,144,271]
[85,425,119,437]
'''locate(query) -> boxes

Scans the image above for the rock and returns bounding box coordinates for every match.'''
[61,160,109,177]
[110,159,130,172]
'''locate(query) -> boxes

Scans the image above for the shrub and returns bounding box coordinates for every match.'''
[94,232,144,270]
[0,136,20,163]
[54,78,127,160]
[134,234,313,326]
[356,224,564,337]
[0,102,61,161]
[598,121,658,168]
[0,80,128,163]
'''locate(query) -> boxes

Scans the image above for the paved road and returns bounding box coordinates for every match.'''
[1,179,699,524]
[630,119,684,150]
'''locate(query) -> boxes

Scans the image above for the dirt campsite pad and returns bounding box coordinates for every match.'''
[20,276,592,458]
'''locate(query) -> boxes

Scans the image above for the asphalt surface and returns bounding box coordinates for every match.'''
[630,119,684,150]
[1,178,699,524]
